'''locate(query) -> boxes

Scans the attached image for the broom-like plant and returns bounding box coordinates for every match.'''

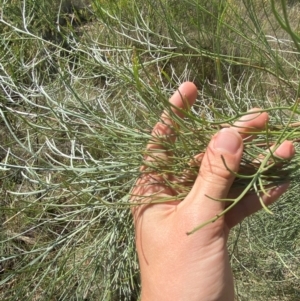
[0,0,299,300]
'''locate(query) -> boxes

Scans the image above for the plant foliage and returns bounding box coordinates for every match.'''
[0,0,300,300]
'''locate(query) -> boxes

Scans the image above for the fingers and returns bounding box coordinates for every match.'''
[132,82,197,205]
[232,108,269,140]
[225,183,289,229]
[180,128,243,219]
[270,140,295,159]
[143,82,197,167]
[171,108,269,187]
[179,107,293,230]
[225,139,295,228]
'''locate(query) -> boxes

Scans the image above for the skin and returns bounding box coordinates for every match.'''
[131,82,295,301]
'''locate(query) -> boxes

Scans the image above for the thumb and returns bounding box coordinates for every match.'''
[182,128,243,219]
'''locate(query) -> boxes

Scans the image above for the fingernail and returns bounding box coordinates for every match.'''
[214,128,242,154]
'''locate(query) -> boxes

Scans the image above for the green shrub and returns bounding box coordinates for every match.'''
[0,0,299,300]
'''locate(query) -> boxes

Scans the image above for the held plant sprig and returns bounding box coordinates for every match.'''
[137,104,300,235]
[187,134,297,235]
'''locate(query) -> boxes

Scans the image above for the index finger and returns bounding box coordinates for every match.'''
[143,82,198,168]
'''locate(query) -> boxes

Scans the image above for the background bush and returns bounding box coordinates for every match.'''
[0,0,300,300]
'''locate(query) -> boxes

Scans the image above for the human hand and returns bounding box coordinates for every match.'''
[131,82,295,301]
